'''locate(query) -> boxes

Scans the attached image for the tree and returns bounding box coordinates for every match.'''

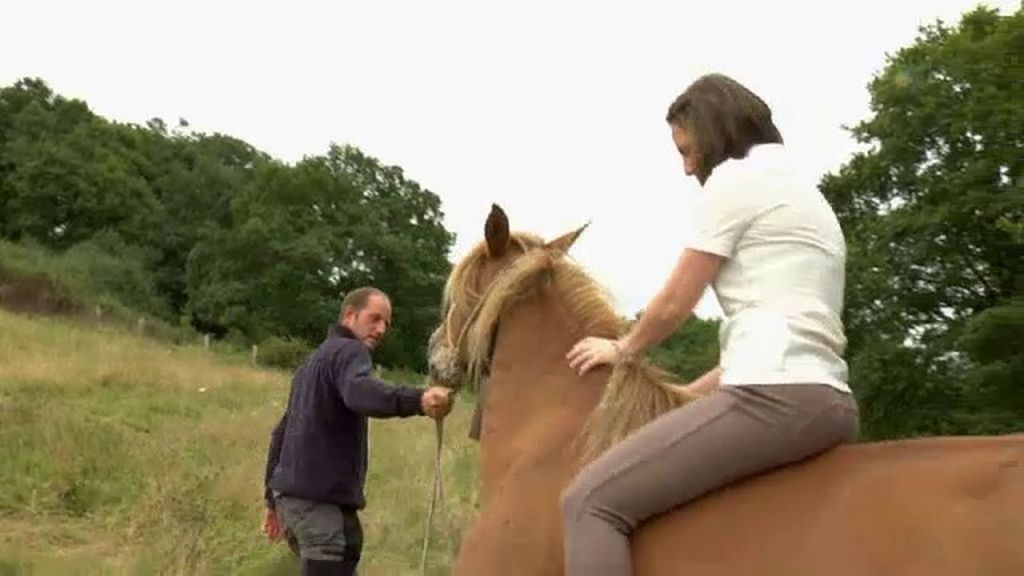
[819,6,1023,439]
[0,78,456,369]
[143,130,269,312]
[324,144,454,369]
[646,315,720,381]
[186,144,454,370]
[0,79,162,249]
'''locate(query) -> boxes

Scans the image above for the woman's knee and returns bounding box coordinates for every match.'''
[560,477,587,523]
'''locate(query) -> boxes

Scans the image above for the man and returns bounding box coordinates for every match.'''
[262,286,452,575]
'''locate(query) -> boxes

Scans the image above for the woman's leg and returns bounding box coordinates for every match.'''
[560,384,858,576]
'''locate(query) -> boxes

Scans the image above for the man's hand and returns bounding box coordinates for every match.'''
[421,386,453,420]
[262,507,282,542]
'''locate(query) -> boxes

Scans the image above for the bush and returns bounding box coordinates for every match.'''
[0,234,169,321]
[257,336,313,371]
[61,231,170,321]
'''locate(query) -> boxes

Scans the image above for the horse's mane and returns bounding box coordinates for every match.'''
[439,232,699,462]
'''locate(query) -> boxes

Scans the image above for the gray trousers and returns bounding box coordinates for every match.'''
[560,383,859,575]
[274,494,363,576]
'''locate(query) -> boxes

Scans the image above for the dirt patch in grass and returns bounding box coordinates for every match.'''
[0,265,80,317]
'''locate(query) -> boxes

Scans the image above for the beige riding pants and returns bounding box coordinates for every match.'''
[560,383,859,576]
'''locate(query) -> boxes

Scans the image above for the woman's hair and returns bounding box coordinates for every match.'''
[666,73,783,184]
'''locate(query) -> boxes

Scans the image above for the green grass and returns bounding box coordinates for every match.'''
[0,309,481,575]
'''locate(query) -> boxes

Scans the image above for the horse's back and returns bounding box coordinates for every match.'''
[633,433,1024,576]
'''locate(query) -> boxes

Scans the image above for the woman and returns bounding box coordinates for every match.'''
[562,73,860,575]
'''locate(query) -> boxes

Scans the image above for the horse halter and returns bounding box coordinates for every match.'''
[430,239,557,389]
[429,266,501,390]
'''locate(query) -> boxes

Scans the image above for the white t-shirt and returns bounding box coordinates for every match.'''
[688,143,851,392]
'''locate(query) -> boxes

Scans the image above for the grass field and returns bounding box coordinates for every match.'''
[0,308,481,575]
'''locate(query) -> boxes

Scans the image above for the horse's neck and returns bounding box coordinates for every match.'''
[477,286,606,497]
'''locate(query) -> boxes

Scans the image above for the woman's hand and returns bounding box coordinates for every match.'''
[566,337,622,376]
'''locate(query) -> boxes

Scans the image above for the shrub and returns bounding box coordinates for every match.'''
[257,336,313,371]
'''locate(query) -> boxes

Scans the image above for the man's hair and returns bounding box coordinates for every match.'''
[340,286,387,313]
[665,73,783,184]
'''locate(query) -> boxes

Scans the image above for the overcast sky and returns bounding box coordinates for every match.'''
[2,0,1015,318]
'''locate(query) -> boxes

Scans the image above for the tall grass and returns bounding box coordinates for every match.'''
[0,238,199,346]
[0,309,480,575]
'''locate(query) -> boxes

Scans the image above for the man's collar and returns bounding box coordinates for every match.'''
[332,323,357,340]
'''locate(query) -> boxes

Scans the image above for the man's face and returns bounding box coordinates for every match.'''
[342,294,392,350]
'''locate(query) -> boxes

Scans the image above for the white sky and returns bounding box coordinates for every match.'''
[2,0,1015,318]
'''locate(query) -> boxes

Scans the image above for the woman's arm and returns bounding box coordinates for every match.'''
[567,248,723,375]
[682,365,722,395]
[617,248,723,358]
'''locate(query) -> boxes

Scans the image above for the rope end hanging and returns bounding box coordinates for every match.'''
[420,416,446,574]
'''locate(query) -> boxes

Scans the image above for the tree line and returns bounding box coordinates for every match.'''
[0,78,454,370]
[819,6,1022,439]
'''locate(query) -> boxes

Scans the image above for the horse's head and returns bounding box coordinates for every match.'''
[429,203,693,462]
[427,203,588,392]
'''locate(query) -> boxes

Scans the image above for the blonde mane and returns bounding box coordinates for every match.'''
[436,232,699,461]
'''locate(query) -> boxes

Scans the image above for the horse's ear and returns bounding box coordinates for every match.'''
[546,221,590,255]
[485,203,511,258]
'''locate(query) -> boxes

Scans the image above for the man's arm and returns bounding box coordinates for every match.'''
[263,412,287,510]
[334,346,427,418]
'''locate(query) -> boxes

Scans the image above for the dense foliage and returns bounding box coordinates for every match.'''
[820,6,1022,438]
[0,80,454,370]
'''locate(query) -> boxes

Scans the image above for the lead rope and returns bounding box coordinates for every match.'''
[420,416,445,575]
[418,296,486,575]
[419,252,516,574]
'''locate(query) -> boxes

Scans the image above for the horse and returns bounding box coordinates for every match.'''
[426,203,1024,575]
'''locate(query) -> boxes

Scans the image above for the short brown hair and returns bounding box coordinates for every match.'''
[340,286,387,313]
[665,73,783,184]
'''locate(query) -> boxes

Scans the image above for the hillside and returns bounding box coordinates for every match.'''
[0,309,479,575]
